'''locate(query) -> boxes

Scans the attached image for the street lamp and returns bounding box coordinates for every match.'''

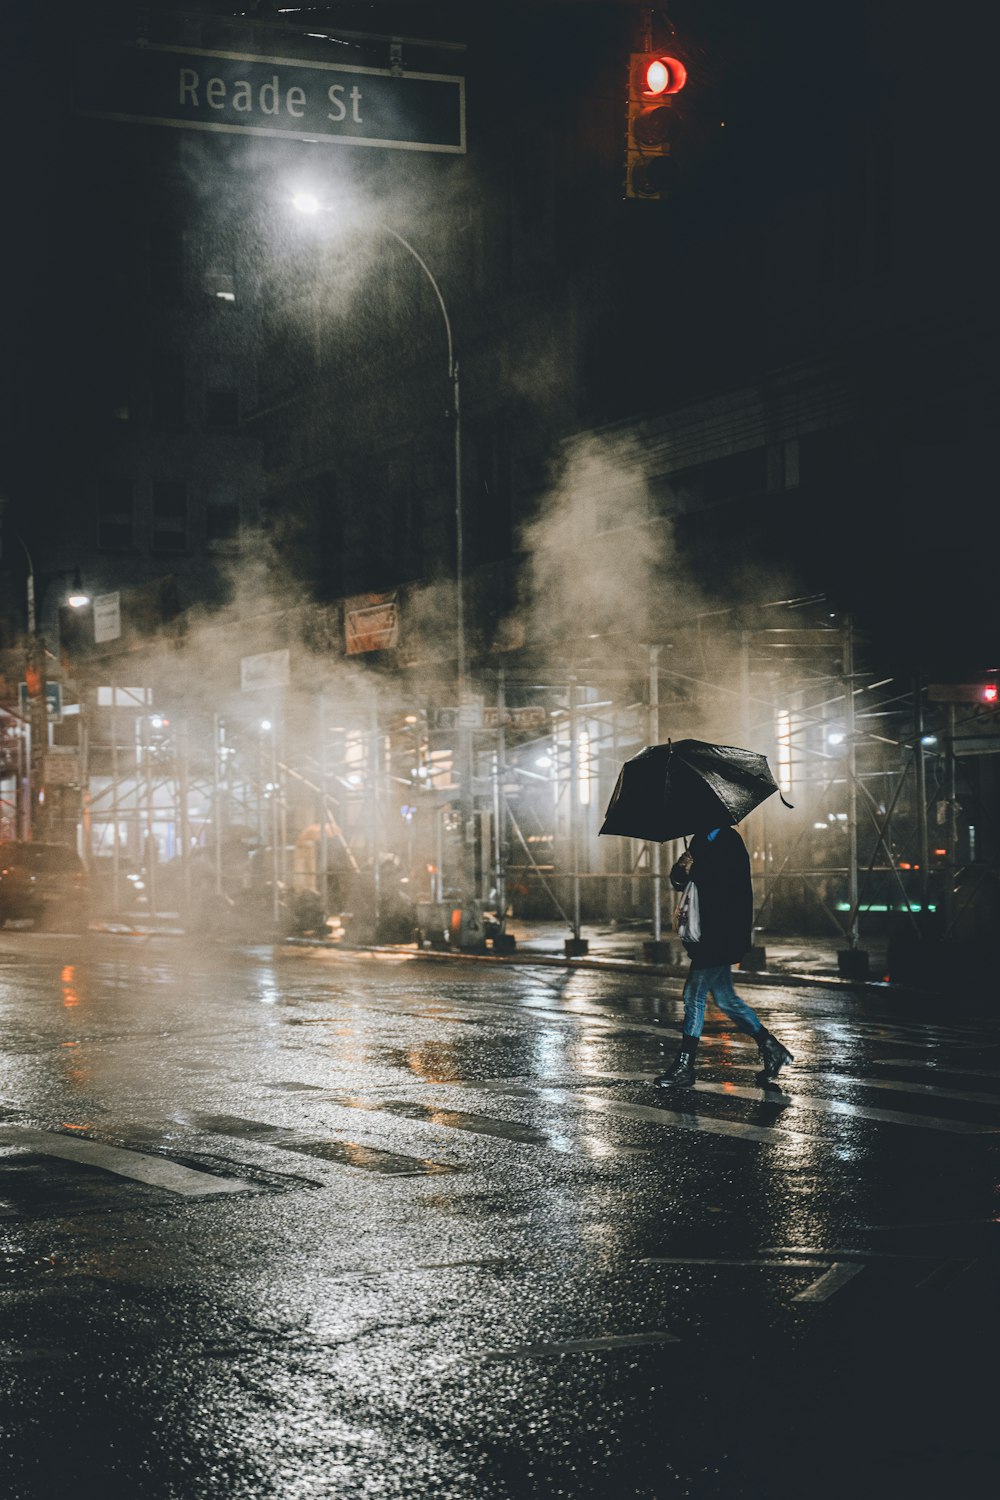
[290,192,475,906]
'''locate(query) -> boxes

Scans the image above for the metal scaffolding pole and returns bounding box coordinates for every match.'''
[648,645,662,943]
[177,718,192,925]
[844,620,859,948]
[213,715,224,897]
[913,678,930,918]
[143,717,158,917]
[318,693,329,917]
[269,714,280,925]
[837,618,869,978]
[110,681,121,912]
[493,664,508,935]
[371,694,381,929]
[564,677,588,955]
[569,677,581,940]
[944,702,958,935]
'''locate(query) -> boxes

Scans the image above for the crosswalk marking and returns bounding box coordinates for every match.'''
[491,1331,680,1357]
[792,1263,864,1302]
[466,1074,998,1138]
[171,1111,459,1176]
[821,1073,1000,1108]
[0,1126,254,1197]
[641,1257,829,1269]
[690,1081,998,1133]
[552,1090,820,1145]
[641,1255,865,1304]
[873,1059,1000,1080]
[489,1067,1000,1114]
[324,1095,565,1148]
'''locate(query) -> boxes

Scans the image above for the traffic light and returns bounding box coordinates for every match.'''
[625,52,687,200]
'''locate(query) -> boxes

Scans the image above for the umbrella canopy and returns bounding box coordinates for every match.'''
[599,738,789,843]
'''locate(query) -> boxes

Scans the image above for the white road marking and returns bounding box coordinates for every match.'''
[859,1218,1000,1230]
[641,1255,865,1304]
[690,1081,997,1133]
[494,1330,680,1357]
[0,1126,255,1197]
[763,1245,937,1260]
[553,1090,820,1145]
[873,1059,1000,1079]
[792,1263,864,1302]
[821,1073,1000,1108]
[641,1257,830,1269]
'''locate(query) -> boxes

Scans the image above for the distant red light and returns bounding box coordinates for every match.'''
[983,684,998,703]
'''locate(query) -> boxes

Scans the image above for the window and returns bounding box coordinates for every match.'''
[206,485,240,546]
[149,225,186,303]
[150,353,186,428]
[650,448,768,517]
[204,360,239,429]
[97,479,134,550]
[152,479,188,553]
[470,421,512,560]
[204,270,236,304]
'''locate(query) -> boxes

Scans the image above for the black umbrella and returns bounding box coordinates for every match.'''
[599,738,792,843]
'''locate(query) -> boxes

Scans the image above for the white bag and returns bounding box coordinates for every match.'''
[675,880,701,945]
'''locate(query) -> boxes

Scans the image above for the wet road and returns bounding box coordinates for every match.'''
[1,932,997,1498]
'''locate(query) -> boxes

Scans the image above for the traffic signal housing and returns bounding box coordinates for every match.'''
[625,52,687,200]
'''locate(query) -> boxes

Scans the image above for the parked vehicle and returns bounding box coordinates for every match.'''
[0,841,90,931]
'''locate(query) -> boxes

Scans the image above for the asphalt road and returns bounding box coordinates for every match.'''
[1,930,997,1499]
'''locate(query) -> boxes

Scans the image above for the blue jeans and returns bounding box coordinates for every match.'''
[681,964,763,1040]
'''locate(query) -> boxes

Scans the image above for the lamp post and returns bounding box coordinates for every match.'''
[18,537,90,839]
[291,194,474,904]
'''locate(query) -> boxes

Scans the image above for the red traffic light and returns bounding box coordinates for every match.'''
[643,54,687,96]
[984,684,999,703]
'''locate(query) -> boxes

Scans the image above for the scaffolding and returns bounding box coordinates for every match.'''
[23,596,994,961]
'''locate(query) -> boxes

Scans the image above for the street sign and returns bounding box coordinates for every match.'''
[345,592,399,654]
[432,705,547,732]
[483,707,548,730]
[76,43,466,154]
[43,749,81,787]
[93,591,122,644]
[19,681,62,724]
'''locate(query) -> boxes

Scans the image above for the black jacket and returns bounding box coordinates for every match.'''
[670,826,753,967]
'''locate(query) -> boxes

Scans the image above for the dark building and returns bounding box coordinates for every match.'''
[2,1,996,945]
[5,0,995,659]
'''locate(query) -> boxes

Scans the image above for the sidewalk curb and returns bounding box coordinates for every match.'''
[276,937,923,1000]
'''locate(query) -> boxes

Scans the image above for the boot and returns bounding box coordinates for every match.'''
[655,1035,699,1089]
[756,1029,794,1081]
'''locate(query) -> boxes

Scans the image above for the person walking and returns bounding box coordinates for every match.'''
[655,825,793,1088]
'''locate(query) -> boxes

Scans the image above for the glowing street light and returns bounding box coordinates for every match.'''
[290,190,474,903]
[66,570,91,609]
